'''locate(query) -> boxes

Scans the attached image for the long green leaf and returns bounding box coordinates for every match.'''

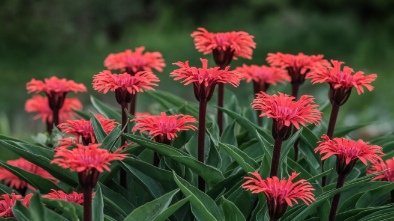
[29,193,46,221]
[92,185,104,221]
[123,134,224,186]
[0,161,61,193]
[220,196,246,221]
[219,142,259,173]
[12,201,31,221]
[152,197,190,221]
[124,189,180,221]
[90,95,121,122]
[173,172,222,221]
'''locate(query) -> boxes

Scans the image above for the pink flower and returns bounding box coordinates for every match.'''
[242,172,315,219]
[367,157,394,181]
[191,28,256,60]
[104,47,165,73]
[58,114,119,145]
[43,189,85,204]
[0,158,59,191]
[25,95,82,123]
[132,112,197,142]
[0,193,32,218]
[315,135,384,174]
[171,58,240,101]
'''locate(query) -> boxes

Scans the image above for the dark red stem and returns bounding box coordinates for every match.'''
[217,83,224,135]
[153,152,159,167]
[198,99,208,192]
[322,103,341,187]
[129,93,137,116]
[270,138,283,177]
[329,173,346,221]
[83,186,93,221]
[120,102,128,189]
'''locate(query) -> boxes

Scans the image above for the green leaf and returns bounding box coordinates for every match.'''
[0,183,15,194]
[102,125,122,152]
[123,134,224,186]
[93,185,104,221]
[29,193,46,221]
[0,160,61,193]
[219,196,246,221]
[173,172,222,221]
[219,142,259,173]
[43,198,83,221]
[99,182,134,218]
[356,182,394,208]
[152,197,190,221]
[124,189,180,221]
[12,201,31,221]
[90,95,121,122]
[0,140,78,186]
[334,122,371,137]
[91,112,108,143]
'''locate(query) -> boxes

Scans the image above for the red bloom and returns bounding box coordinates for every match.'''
[43,189,84,204]
[307,59,377,106]
[0,158,59,191]
[25,95,82,123]
[367,157,394,181]
[104,47,165,73]
[308,60,376,94]
[58,114,119,145]
[315,135,384,174]
[252,92,322,130]
[26,76,87,95]
[0,193,32,218]
[242,172,315,219]
[171,58,240,101]
[191,28,256,60]
[51,143,127,173]
[132,112,197,142]
[236,64,290,85]
[267,52,329,86]
[93,70,159,94]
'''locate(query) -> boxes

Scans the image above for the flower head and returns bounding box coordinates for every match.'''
[0,158,59,191]
[191,28,256,61]
[367,157,394,181]
[235,64,290,92]
[26,76,86,110]
[43,189,85,204]
[25,95,82,124]
[0,193,32,218]
[92,70,159,104]
[315,135,384,175]
[267,52,329,85]
[171,58,240,101]
[307,60,377,106]
[132,112,197,143]
[104,47,165,74]
[52,143,127,173]
[58,114,119,145]
[252,92,321,139]
[242,172,315,220]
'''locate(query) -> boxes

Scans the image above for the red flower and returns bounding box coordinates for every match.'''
[191,28,256,60]
[0,158,59,191]
[26,76,86,113]
[171,58,240,101]
[93,70,159,94]
[267,52,329,86]
[315,135,384,174]
[235,64,290,93]
[51,143,127,173]
[0,193,32,218]
[132,112,197,142]
[43,189,85,204]
[242,172,315,219]
[58,114,119,145]
[367,157,394,181]
[25,95,82,123]
[307,60,377,105]
[252,92,321,130]
[104,47,165,73]
[93,70,159,104]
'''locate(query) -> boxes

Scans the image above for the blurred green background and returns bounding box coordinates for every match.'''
[1,0,394,138]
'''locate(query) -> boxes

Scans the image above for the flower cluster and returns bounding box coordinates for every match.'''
[0,193,33,218]
[43,189,85,204]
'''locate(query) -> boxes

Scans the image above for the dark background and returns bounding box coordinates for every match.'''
[1,0,394,138]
